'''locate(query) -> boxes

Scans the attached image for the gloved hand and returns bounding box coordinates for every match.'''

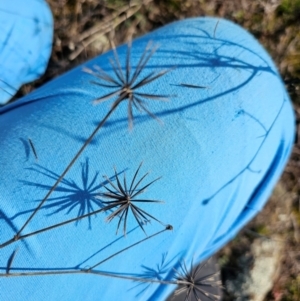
[0,16,295,301]
[0,0,53,104]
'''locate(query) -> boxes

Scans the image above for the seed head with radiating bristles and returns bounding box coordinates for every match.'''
[99,162,166,236]
[84,41,173,128]
[174,260,222,301]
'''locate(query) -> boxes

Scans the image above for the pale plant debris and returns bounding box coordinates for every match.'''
[99,162,165,235]
[84,41,173,128]
[69,0,149,60]
[174,260,222,301]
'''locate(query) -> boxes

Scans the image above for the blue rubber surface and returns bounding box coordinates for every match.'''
[0,17,295,300]
[0,0,53,104]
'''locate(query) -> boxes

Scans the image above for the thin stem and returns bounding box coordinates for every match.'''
[0,269,179,285]
[0,238,17,249]
[89,225,172,270]
[1,227,175,286]
[14,106,116,240]
[15,207,106,242]
[1,212,171,250]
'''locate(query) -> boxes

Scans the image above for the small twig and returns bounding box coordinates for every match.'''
[291,212,300,243]
[69,1,145,60]
[80,0,141,41]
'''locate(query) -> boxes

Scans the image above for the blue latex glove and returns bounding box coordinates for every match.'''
[0,17,295,301]
[0,0,53,104]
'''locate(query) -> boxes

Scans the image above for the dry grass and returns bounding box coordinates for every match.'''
[12,0,300,299]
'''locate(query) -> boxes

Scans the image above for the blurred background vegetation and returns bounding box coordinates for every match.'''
[17,0,300,300]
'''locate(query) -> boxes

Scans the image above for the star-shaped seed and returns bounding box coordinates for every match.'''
[99,162,165,236]
[84,41,172,128]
